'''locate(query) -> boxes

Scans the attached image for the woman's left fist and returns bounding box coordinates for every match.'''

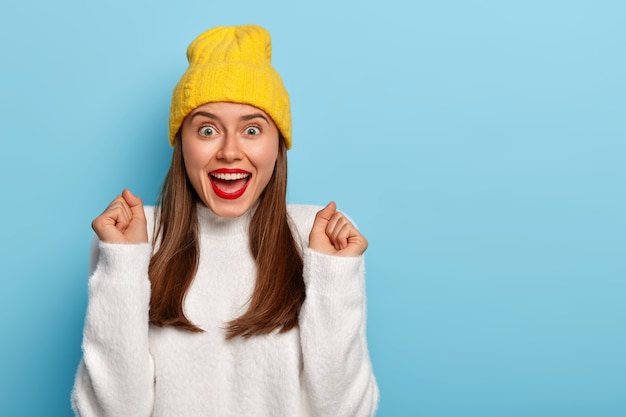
[309,202,368,257]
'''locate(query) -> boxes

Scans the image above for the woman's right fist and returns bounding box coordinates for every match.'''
[91,189,148,244]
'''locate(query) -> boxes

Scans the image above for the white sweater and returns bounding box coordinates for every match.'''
[71,204,379,417]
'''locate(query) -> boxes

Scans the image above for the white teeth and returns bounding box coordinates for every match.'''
[211,172,250,180]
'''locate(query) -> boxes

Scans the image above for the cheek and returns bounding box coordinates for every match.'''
[256,147,279,179]
[182,139,207,173]
[183,152,200,173]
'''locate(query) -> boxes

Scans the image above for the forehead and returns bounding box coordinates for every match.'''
[189,102,272,121]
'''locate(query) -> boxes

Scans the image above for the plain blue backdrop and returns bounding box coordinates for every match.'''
[1,1,624,416]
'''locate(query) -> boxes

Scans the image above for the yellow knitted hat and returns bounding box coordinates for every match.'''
[169,25,292,149]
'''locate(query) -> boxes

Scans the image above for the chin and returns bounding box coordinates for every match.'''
[207,200,252,218]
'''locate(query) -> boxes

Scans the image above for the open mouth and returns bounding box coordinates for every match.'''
[209,169,251,200]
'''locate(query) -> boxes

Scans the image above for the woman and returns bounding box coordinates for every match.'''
[71,24,379,416]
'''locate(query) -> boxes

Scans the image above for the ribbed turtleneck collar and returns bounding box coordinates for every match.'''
[196,203,255,238]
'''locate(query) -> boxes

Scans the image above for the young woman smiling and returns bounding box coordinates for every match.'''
[71,25,379,417]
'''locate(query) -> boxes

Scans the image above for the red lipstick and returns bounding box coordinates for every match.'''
[209,168,251,200]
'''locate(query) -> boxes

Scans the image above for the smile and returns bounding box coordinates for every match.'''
[209,169,251,200]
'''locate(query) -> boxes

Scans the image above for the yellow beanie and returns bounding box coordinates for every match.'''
[169,25,292,149]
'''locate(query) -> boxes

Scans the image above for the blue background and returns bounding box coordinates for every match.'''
[1,1,624,416]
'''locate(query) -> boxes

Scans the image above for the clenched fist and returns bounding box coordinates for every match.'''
[308,202,368,257]
[91,189,148,244]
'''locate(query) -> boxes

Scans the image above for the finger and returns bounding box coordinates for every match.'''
[327,211,369,255]
[317,201,336,221]
[93,195,130,232]
[327,216,353,250]
[92,208,129,242]
[107,197,132,232]
[325,211,349,240]
[325,216,342,249]
[105,194,131,219]
[326,211,349,235]
[122,189,146,221]
[335,222,353,250]
[120,189,148,243]
[311,201,336,233]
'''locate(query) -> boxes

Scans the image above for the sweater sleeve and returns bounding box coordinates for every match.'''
[299,248,379,417]
[71,240,155,417]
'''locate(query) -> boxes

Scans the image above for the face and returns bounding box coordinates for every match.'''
[181,102,280,218]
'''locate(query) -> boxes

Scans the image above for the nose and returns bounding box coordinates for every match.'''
[216,132,243,161]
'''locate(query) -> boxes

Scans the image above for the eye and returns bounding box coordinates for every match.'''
[245,126,261,136]
[199,126,216,136]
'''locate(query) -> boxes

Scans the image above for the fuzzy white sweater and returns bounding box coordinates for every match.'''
[71,204,379,417]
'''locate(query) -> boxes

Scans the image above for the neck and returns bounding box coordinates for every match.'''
[196,203,255,237]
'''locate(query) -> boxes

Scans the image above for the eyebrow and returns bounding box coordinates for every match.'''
[240,113,270,123]
[189,111,270,124]
[189,111,218,121]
